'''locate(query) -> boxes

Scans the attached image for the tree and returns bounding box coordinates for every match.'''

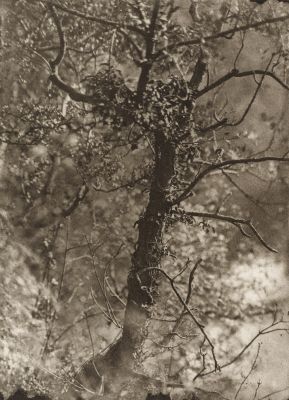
[1,1,289,399]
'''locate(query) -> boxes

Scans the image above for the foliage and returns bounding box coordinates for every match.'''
[1,1,289,399]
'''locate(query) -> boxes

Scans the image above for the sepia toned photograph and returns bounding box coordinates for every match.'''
[0,1,289,399]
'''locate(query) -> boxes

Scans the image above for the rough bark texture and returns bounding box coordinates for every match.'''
[120,134,175,364]
[72,133,176,397]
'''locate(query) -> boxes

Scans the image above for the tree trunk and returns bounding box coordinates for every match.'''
[72,133,176,397]
[120,134,175,364]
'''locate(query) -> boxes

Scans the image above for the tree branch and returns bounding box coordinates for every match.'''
[226,55,273,127]
[154,13,289,59]
[175,209,277,252]
[197,319,289,379]
[136,0,161,101]
[197,68,289,98]
[197,118,228,135]
[234,343,261,399]
[136,266,220,372]
[47,2,65,72]
[189,53,207,90]
[172,156,289,205]
[49,2,146,36]
[221,170,268,215]
[46,3,99,104]
[62,185,89,218]
[49,73,96,104]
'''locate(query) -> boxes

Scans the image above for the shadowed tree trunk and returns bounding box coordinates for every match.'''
[75,132,176,395]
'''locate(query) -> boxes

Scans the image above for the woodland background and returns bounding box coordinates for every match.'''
[0,1,289,399]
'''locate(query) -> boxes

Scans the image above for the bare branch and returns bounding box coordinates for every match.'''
[175,209,277,252]
[221,170,268,216]
[233,31,247,70]
[258,385,289,400]
[226,55,273,127]
[197,320,289,379]
[53,310,103,345]
[184,259,202,304]
[117,28,143,60]
[136,266,220,372]
[92,174,148,194]
[47,2,66,72]
[234,343,261,399]
[167,259,202,340]
[154,13,289,59]
[49,2,146,36]
[197,118,228,135]
[172,156,289,205]
[49,73,96,104]
[62,185,89,218]
[197,68,289,98]
[189,53,207,90]
[86,237,122,328]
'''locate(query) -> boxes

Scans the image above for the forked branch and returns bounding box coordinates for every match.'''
[136,266,220,372]
[197,319,289,379]
[47,2,97,104]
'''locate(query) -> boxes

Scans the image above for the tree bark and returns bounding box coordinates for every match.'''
[73,133,176,397]
[120,133,175,364]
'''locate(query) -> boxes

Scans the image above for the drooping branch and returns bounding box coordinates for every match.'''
[49,74,96,104]
[197,68,289,98]
[173,156,289,205]
[175,209,277,252]
[221,170,268,215]
[226,55,273,127]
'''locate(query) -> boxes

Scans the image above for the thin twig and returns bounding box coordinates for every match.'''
[198,320,289,379]
[136,266,220,372]
[234,343,261,399]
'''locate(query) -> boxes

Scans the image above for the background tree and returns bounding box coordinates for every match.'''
[1,1,289,399]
